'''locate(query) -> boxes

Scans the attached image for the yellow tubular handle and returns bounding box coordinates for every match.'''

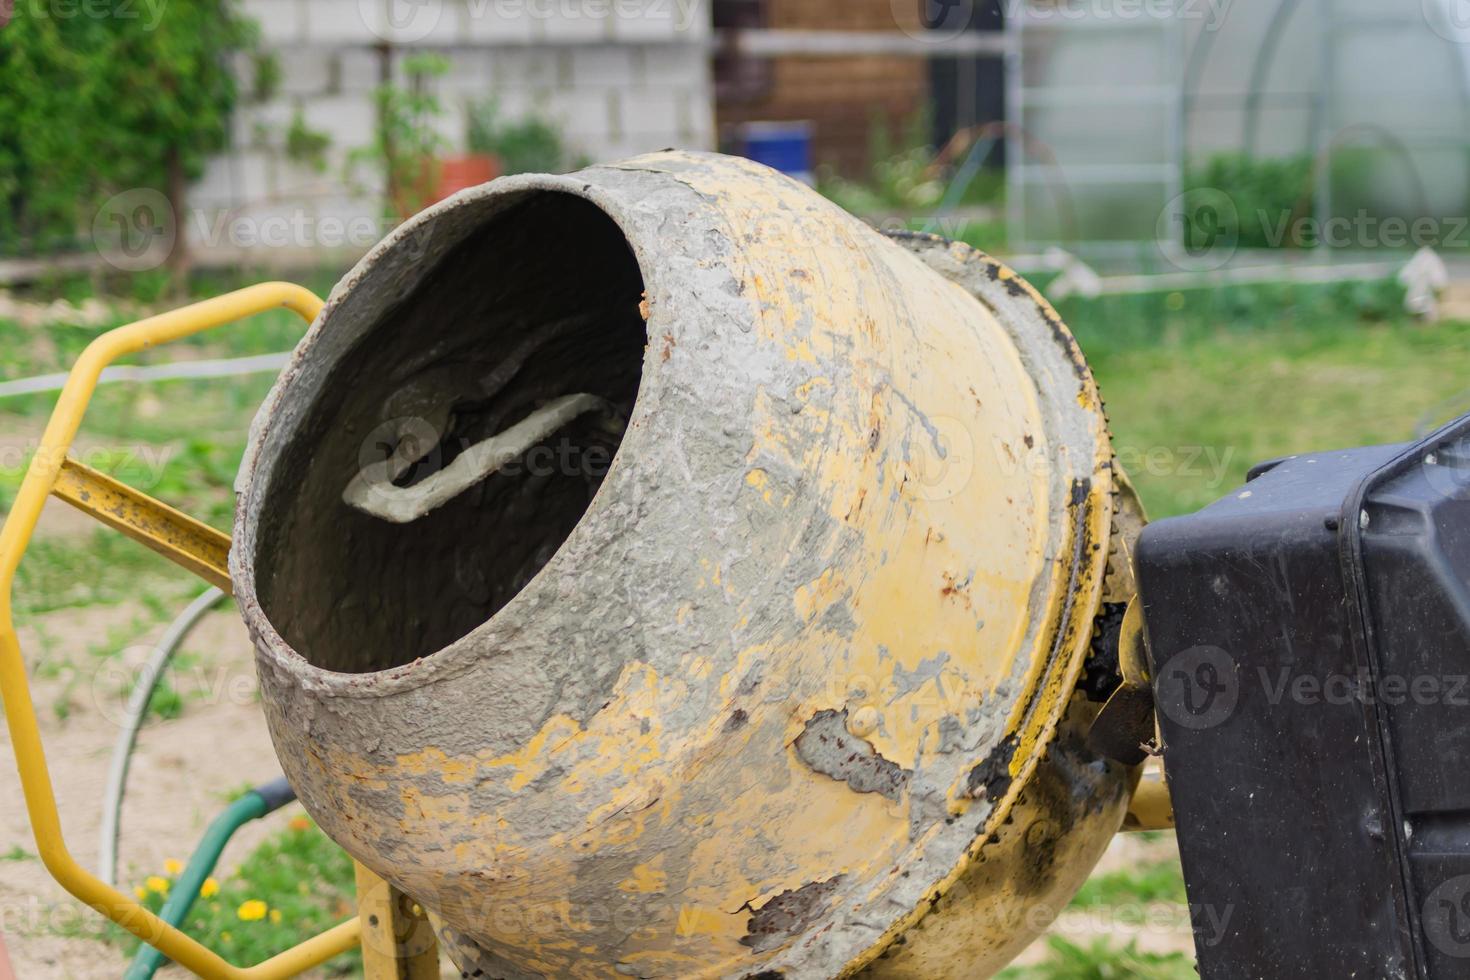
[0,283,362,978]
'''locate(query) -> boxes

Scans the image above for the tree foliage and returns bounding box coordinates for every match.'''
[0,1,257,255]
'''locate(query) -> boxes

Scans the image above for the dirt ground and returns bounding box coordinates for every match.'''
[0,598,288,978]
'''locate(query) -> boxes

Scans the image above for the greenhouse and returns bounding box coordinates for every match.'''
[1008,0,1470,259]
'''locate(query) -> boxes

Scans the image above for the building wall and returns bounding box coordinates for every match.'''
[715,0,926,177]
[187,0,713,262]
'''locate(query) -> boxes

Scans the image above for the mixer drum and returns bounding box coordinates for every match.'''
[231,151,1131,978]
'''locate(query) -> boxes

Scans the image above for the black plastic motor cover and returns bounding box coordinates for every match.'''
[1139,414,1470,980]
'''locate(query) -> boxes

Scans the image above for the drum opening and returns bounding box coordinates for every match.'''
[254,192,646,673]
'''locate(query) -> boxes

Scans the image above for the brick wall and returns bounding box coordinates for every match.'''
[715,0,927,176]
[187,0,714,262]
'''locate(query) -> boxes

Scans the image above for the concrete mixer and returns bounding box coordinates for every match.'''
[6,150,1469,979]
[229,150,1138,980]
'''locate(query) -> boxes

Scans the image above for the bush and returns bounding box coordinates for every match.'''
[467,99,570,175]
[1183,152,1314,250]
[347,53,450,220]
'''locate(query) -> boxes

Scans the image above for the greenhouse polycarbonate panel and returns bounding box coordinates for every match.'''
[1020,178,1171,244]
[1173,0,1470,252]
[1009,3,1184,251]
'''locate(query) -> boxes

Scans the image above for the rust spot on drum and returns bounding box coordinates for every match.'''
[966,734,1018,801]
[794,708,911,802]
[740,876,846,952]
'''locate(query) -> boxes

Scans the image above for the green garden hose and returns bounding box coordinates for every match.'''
[124,777,297,980]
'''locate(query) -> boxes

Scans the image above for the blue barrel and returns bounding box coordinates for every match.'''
[738,121,814,184]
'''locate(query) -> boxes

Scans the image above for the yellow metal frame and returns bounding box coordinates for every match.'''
[0,284,363,978]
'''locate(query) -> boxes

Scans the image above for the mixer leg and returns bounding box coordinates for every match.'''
[354,862,439,979]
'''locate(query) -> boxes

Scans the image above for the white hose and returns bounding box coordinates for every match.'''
[0,352,290,400]
[98,586,228,887]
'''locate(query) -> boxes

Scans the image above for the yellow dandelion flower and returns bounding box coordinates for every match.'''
[288,816,311,832]
[269,909,282,924]
[133,886,147,899]
[163,858,183,875]
[200,878,220,898]
[145,876,170,895]
[237,899,268,922]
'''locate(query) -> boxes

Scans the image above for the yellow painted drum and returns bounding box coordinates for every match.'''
[232,151,1134,979]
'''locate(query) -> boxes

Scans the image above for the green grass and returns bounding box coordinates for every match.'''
[1063,280,1470,517]
[119,814,359,975]
[1000,937,1197,980]
[0,269,336,616]
[14,531,198,615]
[1070,860,1188,910]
